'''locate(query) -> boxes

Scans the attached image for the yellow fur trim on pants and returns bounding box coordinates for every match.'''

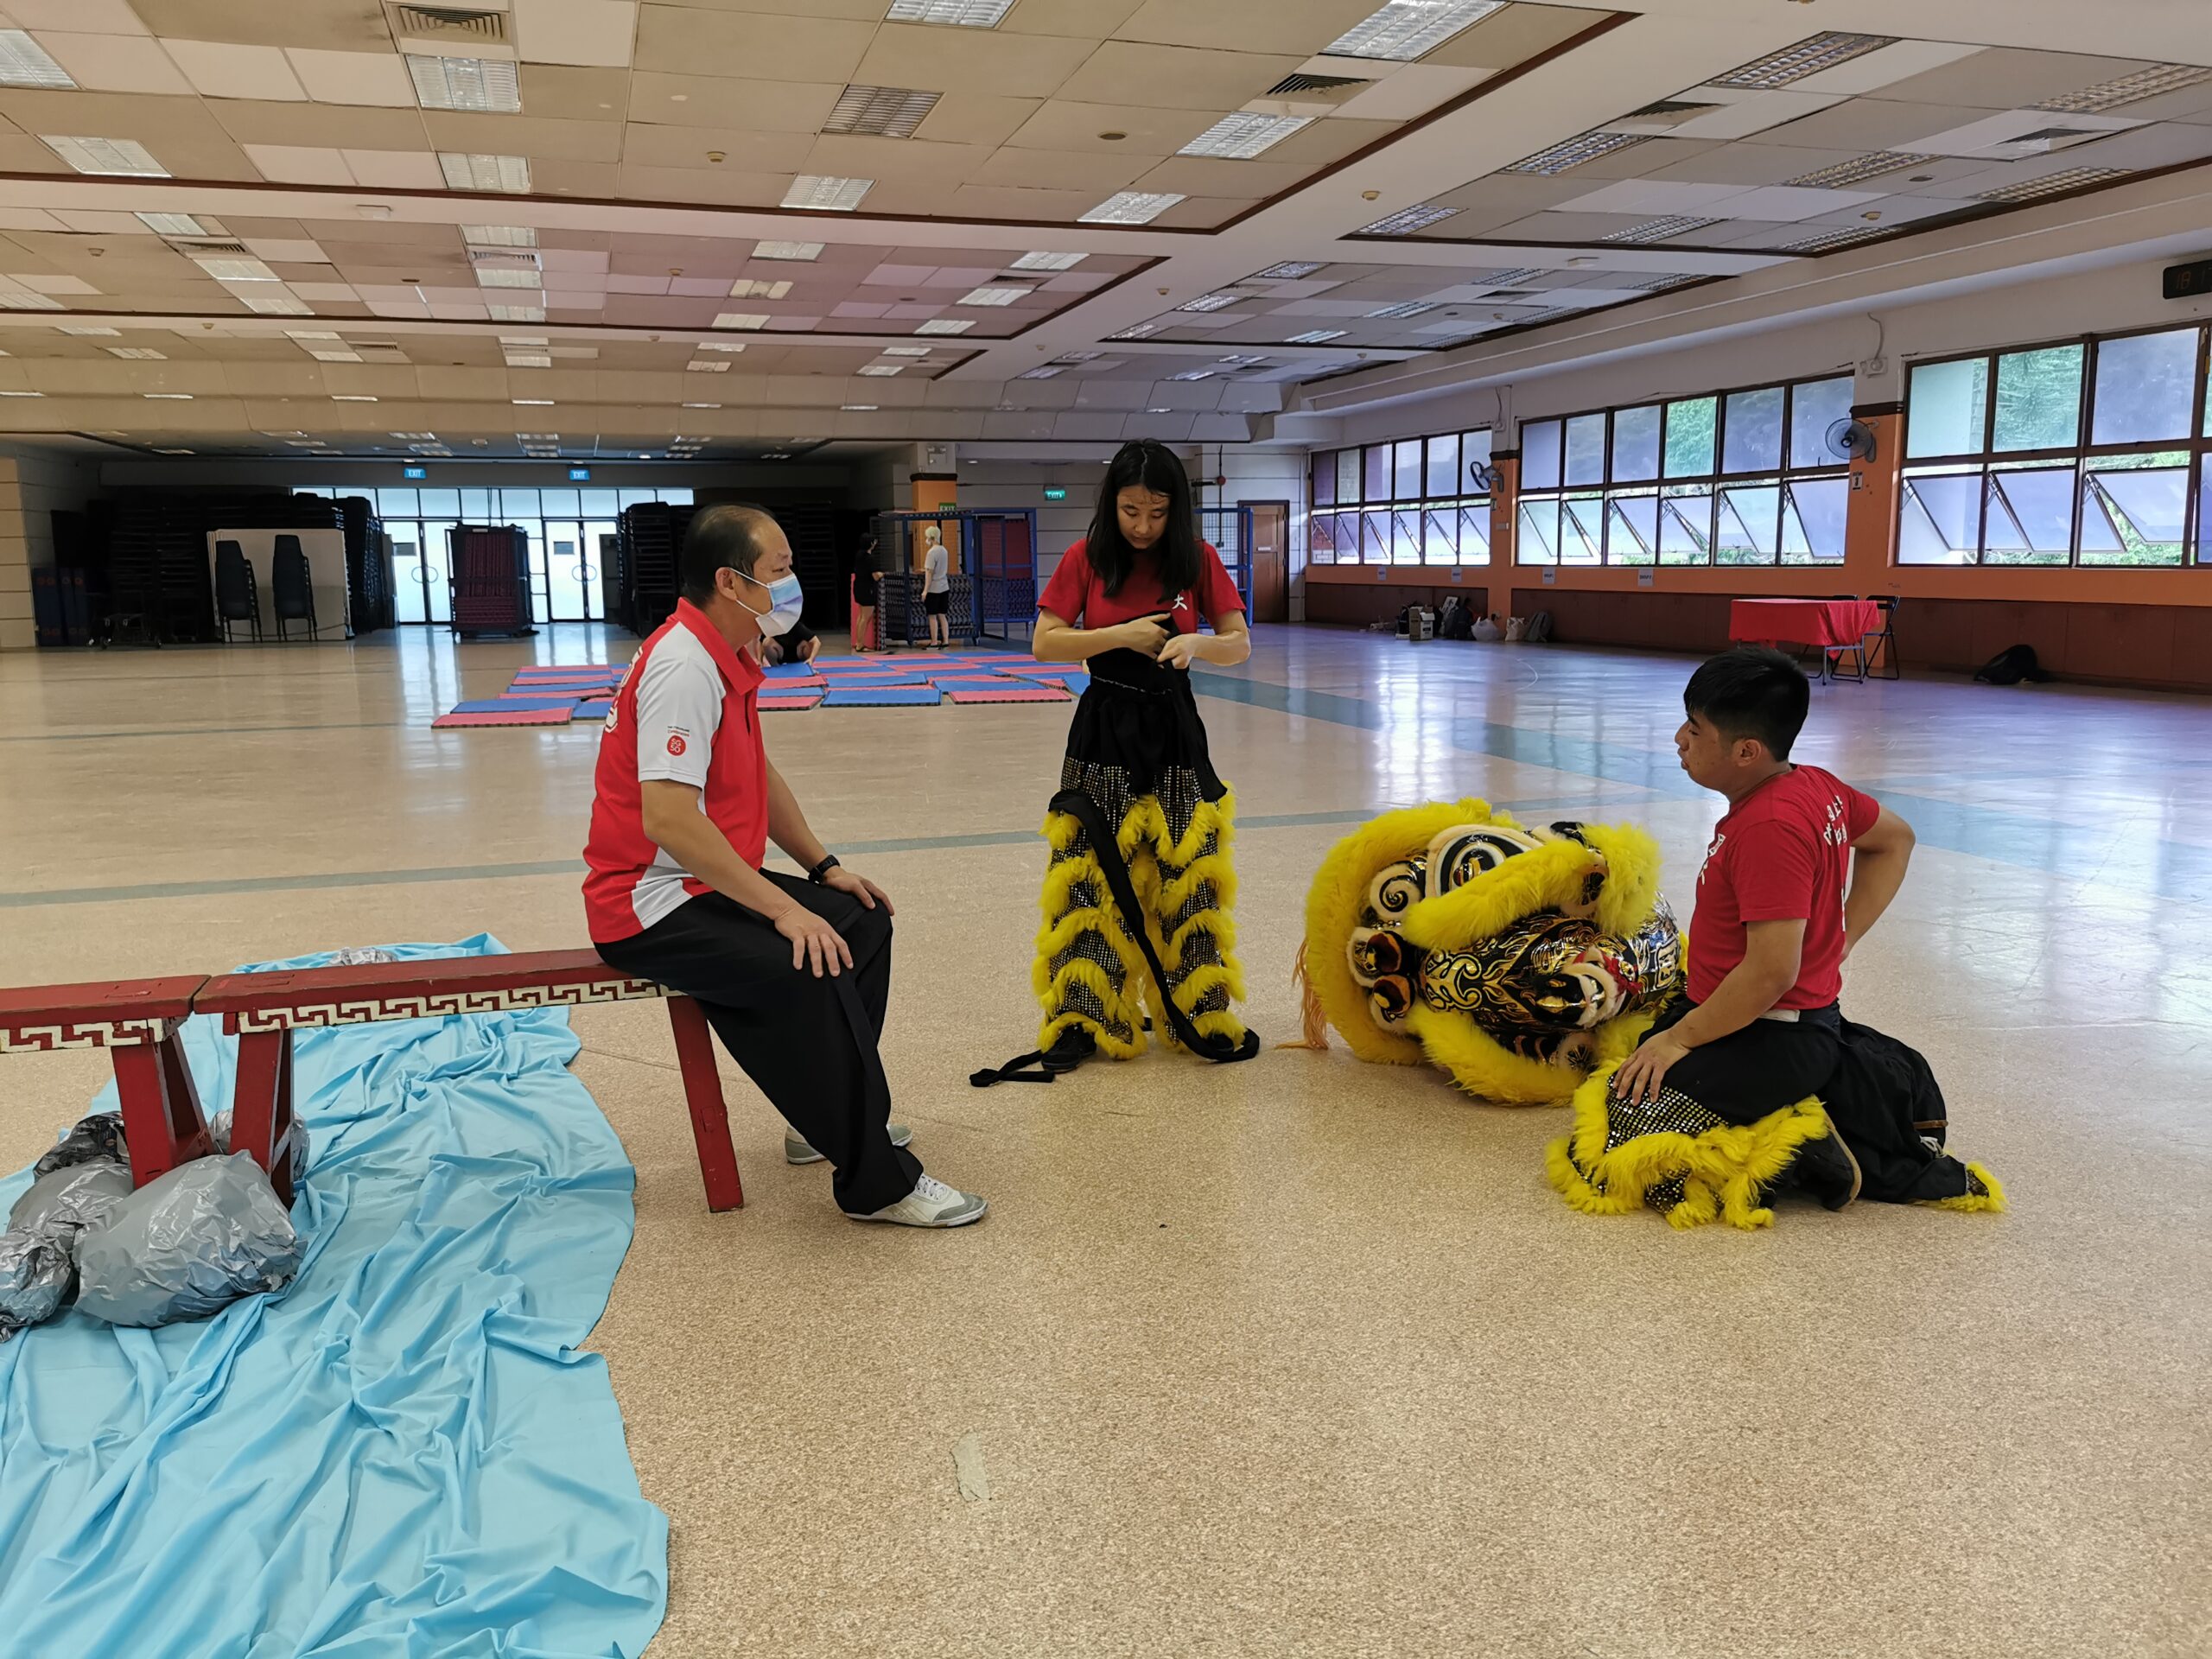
[1033,822,1148,1058]
[1546,1062,1833,1230]
[1923,1161,2008,1213]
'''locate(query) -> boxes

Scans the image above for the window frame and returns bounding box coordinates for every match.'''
[1899,321,2211,569]
[1307,428,1496,566]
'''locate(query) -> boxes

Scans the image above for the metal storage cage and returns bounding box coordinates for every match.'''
[448,524,535,639]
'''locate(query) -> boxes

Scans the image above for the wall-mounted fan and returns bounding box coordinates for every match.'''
[1826,417,1878,462]
[1468,461,1505,491]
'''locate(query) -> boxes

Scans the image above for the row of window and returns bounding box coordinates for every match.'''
[296,486,693,519]
[1306,327,2212,569]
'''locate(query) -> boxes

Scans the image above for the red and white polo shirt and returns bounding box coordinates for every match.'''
[583,598,768,943]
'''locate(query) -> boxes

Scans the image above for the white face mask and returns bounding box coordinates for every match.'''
[734,571,804,636]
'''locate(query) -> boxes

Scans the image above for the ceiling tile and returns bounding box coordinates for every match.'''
[627,73,842,133]
[1005,0,1144,38]
[1152,194,1256,230]
[1114,0,1375,55]
[1003,101,1213,155]
[912,91,1041,149]
[633,5,873,81]
[851,22,1096,99]
[1130,156,1314,198]
[283,48,416,108]
[1710,184,1882,222]
[1554,179,1744,216]
[620,123,814,174]
[970,146,1150,194]
[613,162,782,205]
[129,0,391,51]
[212,100,429,151]
[5,0,148,32]
[1745,99,1991,154]
[162,38,308,101]
[946,184,1101,222]
[1055,41,1303,111]
[35,33,192,93]
[243,143,353,186]
[520,64,632,120]
[422,111,626,164]
[243,238,327,263]
[799,132,997,186]
[1421,3,1608,71]
[513,0,637,69]
[342,149,446,189]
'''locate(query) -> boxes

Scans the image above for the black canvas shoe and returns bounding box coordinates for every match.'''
[1791,1127,1862,1211]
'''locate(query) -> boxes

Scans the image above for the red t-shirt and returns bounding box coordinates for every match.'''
[1687,766,1879,1010]
[1037,538,1244,634]
[582,599,768,943]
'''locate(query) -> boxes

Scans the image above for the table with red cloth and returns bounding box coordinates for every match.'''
[1729,598,1877,648]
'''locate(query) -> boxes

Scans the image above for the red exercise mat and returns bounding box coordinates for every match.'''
[760,692,823,710]
[433,707,576,728]
[944,685,1071,703]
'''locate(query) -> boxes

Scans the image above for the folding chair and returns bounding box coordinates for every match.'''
[1863,595,1901,680]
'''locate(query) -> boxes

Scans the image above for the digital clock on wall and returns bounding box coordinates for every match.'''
[2162,257,2212,300]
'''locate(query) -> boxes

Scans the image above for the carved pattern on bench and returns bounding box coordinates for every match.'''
[0,1016,181,1053]
[232,977,672,1033]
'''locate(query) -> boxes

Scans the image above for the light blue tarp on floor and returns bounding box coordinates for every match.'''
[0,937,669,1658]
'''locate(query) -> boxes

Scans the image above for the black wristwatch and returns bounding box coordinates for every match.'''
[808,854,841,885]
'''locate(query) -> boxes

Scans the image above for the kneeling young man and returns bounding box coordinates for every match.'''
[1610,646,1997,1208]
[585,504,986,1227]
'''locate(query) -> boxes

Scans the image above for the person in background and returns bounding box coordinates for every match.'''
[922,524,951,650]
[974,439,1260,1085]
[585,504,986,1227]
[850,536,880,654]
[1604,646,2001,1211]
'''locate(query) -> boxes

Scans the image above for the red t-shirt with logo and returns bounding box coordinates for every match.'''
[583,599,768,943]
[1687,765,1880,1010]
[1037,538,1244,634]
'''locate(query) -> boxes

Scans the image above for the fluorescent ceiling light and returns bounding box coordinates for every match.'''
[714,312,769,329]
[476,268,543,288]
[1327,0,1505,61]
[194,257,276,282]
[916,319,972,334]
[856,363,904,376]
[487,303,544,322]
[1011,251,1084,270]
[1108,321,1161,340]
[504,352,552,366]
[332,394,378,401]
[0,32,74,88]
[841,404,879,410]
[1053,351,1103,362]
[462,224,537,247]
[512,397,555,405]
[1974,166,2128,202]
[136,213,218,236]
[885,0,1015,25]
[1357,203,1459,235]
[1364,302,1437,319]
[1783,151,1926,188]
[882,345,931,356]
[143,392,193,399]
[959,285,1031,306]
[753,241,823,262]
[686,359,732,372]
[287,330,342,340]
[107,346,167,359]
[1711,32,1897,90]
[1179,112,1311,159]
[1176,291,1242,312]
[824,84,940,138]
[408,54,520,112]
[1288,328,1346,343]
[155,448,193,455]
[0,389,42,395]
[1016,365,1062,379]
[782,175,872,211]
[1215,354,1269,366]
[1168,370,1215,381]
[1598,215,1721,243]
[1503,131,1647,175]
[1781,225,1890,253]
[681,403,720,409]
[696,340,747,352]
[0,289,62,310]
[60,324,120,336]
[729,279,793,299]
[239,289,315,315]
[2038,63,2212,113]
[1080,191,1185,225]
[42,136,167,176]
[1253,261,1323,279]
[440,152,532,194]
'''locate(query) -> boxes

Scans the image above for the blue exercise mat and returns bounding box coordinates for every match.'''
[573,699,613,720]
[454,696,578,714]
[820,685,942,707]
[0,937,667,1658]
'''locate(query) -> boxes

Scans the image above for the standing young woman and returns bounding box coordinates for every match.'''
[974,440,1260,1084]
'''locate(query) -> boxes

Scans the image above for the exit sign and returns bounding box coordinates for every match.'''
[1043,487,1067,500]
[403,465,427,479]
[568,466,592,481]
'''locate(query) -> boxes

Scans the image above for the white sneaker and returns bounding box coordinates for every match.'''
[845,1173,988,1228]
[786,1123,912,1165]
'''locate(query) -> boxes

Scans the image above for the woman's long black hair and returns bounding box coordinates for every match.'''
[1084,439,1200,601]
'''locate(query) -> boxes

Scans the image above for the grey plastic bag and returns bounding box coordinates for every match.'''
[208,1108,312,1192]
[35,1111,130,1178]
[0,1159,133,1341]
[73,1154,300,1329]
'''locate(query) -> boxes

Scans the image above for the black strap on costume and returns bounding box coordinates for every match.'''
[1025,784,1258,1070]
[969,1050,1060,1087]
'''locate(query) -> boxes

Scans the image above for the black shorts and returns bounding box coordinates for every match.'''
[925,591,950,616]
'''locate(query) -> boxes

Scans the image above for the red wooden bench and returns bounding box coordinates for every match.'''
[0,976,216,1189]
[194,950,744,1211]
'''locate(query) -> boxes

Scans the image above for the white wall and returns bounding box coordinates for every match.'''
[1318,253,2212,450]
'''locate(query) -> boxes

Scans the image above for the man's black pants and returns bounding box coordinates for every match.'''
[596,875,922,1216]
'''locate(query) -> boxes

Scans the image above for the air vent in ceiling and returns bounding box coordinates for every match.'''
[1995,125,2110,154]
[353,343,410,364]
[390,5,510,47]
[1630,99,1718,118]
[169,238,251,256]
[1268,72,1365,95]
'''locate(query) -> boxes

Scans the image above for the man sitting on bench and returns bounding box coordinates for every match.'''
[586,505,987,1227]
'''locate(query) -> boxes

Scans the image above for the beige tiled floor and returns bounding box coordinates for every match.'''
[2,625,2208,1656]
